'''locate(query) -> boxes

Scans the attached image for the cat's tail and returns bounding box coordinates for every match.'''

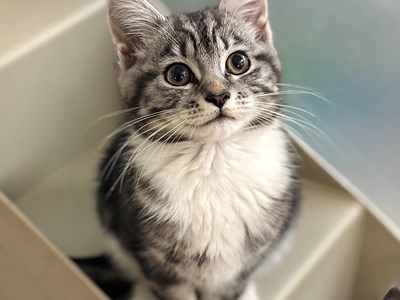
[72,255,133,300]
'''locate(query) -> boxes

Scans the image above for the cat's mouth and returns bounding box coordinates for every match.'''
[202,113,236,126]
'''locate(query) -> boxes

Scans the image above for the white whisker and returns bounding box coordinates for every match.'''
[89,107,140,127]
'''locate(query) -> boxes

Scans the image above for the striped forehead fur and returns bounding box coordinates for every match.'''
[109,3,282,144]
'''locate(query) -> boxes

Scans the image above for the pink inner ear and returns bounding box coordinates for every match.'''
[256,13,268,28]
[118,44,131,57]
[251,3,267,29]
[253,11,268,40]
[219,0,270,41]
[116,41,138,69]
[110,19,142,69]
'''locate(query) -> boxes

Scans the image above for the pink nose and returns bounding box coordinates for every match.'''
[205,92,231,108]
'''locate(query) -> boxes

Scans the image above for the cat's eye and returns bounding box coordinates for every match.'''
[165,64,192,86]
[226,52,250,75]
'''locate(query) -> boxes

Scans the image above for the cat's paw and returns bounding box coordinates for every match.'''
[239,282,259,300]
[130,282,197,300]
[129,283,157,300]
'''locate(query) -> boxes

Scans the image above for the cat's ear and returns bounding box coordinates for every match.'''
[219,0,273,43]
[108,0,165,70]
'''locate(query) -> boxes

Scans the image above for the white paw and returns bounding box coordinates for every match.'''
[129,282,197,300]
[129,282,157,300]
[240,282,259,300]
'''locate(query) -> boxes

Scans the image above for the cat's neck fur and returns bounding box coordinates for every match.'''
[129,120,290,189]
[122,119,293,286]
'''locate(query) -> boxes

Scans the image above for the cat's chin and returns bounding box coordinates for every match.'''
[192,118,244,142]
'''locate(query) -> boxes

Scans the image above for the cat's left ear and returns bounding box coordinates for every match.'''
[219,0,273,43]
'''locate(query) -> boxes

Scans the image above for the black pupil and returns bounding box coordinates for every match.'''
[232,55,245,69]
[172,66,187,83]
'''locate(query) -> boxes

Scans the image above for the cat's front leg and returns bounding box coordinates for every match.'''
[200,281,259,300]
[131,282,197,300]
[239,282,259,300]
[129,281,157,300]
[129,281,197,300]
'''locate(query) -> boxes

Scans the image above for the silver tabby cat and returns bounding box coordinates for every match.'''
[97,0,300,299]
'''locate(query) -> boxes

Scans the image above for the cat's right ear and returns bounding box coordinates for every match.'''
[219,0,273,43]
[108,0,165,70]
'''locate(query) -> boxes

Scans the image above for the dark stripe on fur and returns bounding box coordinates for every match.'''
[251,82,275,93]
[160,43,173,58]
[211,25,218,45]
[130,71,159,106]
[221,36,230,50]
[193,251,208,267]
[173,18,199,56]
[232,33,245,45]
[179,40,188,58]
[254,52,281,81]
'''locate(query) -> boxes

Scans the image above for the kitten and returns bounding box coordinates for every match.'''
[97,0,300,299]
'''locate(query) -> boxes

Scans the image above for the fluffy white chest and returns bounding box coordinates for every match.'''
[132,123,291,280]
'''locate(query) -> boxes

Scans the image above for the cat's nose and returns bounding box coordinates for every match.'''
[205,92,230,109]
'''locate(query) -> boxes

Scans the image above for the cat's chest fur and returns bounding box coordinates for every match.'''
[130,122,292,282]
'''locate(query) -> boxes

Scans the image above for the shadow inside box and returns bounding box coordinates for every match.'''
[72,255,133,300]
[74,254,400,300]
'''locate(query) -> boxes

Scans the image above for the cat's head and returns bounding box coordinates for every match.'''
[108,0,281,142]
